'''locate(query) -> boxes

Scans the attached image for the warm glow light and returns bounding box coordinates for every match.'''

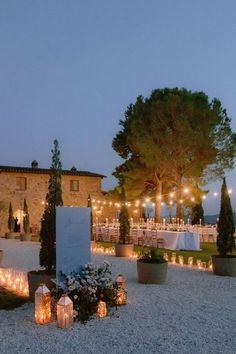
[97,300,107,318]
[191,197,195,202]
[202,195,206,200]
[179,200,183,204]
[184,188,189,194]
[157,195,162,200]
[169,193,174,197]
[115,289,127,305]
[228,189,232,194]
[169,201,173,205]
[152,203,155,207]
[145,198,150,202]
[213,192,218,197]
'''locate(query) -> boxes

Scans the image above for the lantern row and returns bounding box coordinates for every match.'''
[91,246,213,270]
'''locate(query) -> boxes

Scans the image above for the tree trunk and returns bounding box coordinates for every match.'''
[155,181,162,222]
[176,177,182,220]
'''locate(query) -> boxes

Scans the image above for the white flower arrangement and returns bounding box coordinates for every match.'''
[54,261,121,323]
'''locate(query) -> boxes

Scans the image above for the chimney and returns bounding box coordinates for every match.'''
[31,160,39,168]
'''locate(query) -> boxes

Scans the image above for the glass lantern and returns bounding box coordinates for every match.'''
[57,294,74,329]
[115,288,127,305]
[97,300,107,318]
[35,283,51,324]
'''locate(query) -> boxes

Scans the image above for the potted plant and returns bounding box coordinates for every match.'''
[20,199,31,241]
[28,140,63,301]
[115,204,134,257]
[137,247,168,284]
[212,177,236,276]
[6,202,15,239]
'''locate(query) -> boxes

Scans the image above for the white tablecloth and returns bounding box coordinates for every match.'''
[155,230,200,250]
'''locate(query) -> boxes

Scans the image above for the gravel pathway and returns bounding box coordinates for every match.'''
[0,239,236,354]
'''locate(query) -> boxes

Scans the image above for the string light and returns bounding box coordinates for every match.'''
[90,185,233,209]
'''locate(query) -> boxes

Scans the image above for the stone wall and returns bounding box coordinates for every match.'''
[0,171,103,235]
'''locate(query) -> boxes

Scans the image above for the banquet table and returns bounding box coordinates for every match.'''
[155,230,200,251]
[94,226,200,251]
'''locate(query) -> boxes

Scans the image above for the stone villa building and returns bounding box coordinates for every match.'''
[0,160,105,235]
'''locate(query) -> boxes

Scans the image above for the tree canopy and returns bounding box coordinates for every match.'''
[112,88,236,221]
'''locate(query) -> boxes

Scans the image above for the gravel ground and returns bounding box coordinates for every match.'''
[0,238,236,354]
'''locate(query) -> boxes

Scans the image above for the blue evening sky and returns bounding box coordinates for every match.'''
[0,1,236,214]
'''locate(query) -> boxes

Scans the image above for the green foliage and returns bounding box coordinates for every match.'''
[8,202,14,232]
[23,198,30,233]
[137,247,166,264]
[87,194,94,241]
[191,202,204,225]
[112,88,236,220]
[119,205,131,244]
[217,178,235,257]
[40,139,63,271]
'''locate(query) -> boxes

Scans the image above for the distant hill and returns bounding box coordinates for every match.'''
[204,212,236,225]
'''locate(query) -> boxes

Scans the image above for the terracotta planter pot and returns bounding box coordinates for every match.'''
[137,261,168,284]
[212,255,236,277]
[27,270,56,302]
[5,232,15,239]
[20,233,32,242]
[115,243,134,257]
[0,250,3,266]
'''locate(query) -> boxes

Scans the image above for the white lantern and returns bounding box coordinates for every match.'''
[196,259,202,269]
[178,255,184,265]
[171,252,176,264]
[57,294,74,329]
[35,283,51,324]
[188,257,193,267]
[163,253,169,262]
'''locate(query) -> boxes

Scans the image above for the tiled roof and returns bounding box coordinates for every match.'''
[0,165,106,178]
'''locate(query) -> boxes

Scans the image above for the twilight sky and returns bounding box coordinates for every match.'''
[1,1,236,214]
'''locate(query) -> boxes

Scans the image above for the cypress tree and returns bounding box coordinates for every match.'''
[191,202,204,225]
[217,177,235,257]
[39,139,63,271]
[119,205,130,244]
[8,202,14,232]
[23,198,30,234]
